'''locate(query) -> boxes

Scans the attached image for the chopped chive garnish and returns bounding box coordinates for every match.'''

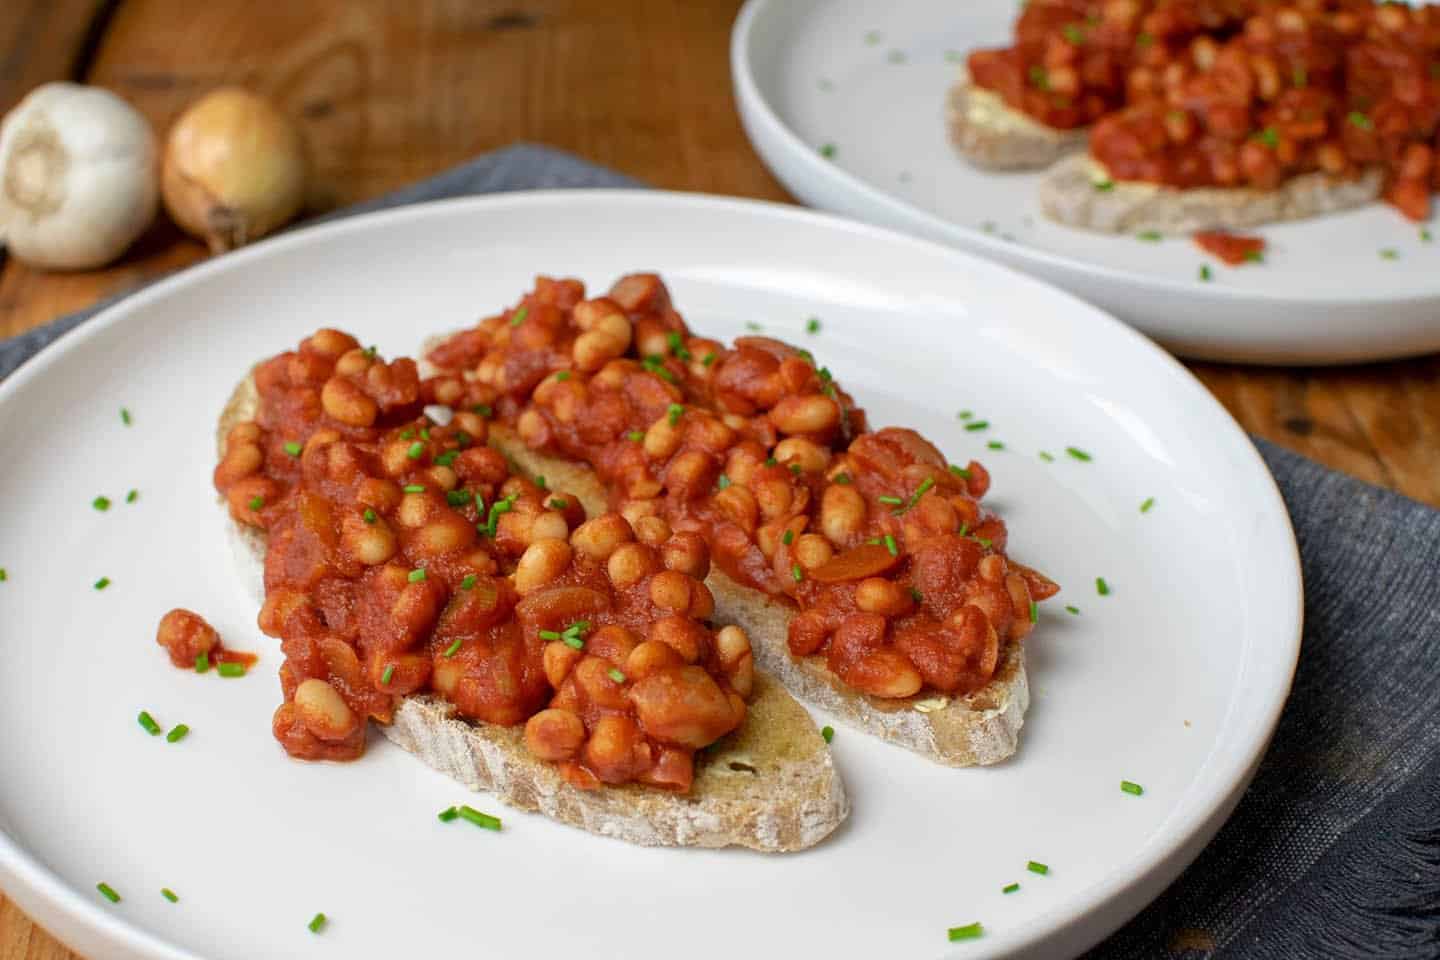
[94,576,111,590]
[878,494,904,506]
[819,143,837,159]
[407,441,425,460]
[1347,110,1372,130]
[443,637,464,657]
[1121,780,1145,796]
[806,317,822,334]
[308,913,327,934]
[792,563,804,583]
[563,635,584,650]
[538,629,562,641]
[1423,228,1433,243]
[435,450,459,467]
[896,477,935,513]
[948,923,983,942]
[555,371,571,382]
[1066,446,1092,462]
[1243,249,1264,263]
[987,441,1004,450]
[195,651,210,673]
[958,410,973,420]
[534,475,547,489]
[782,530,794,545]
[790,463,802,475]
[1027,860,1050,875]
[626,430,644,442]
[608,668,627,684]
[1200,264,1213,282]
[1380,248,1400,261]
[93,495,111,511]
[400,428,415,440]
[746,321,763,332]
[166,724,190,743]
[702,352,717,367]
[910,587,923,604]
[1038,451,1055,462]
[1137,230,1163,242]
[403,484,426,493]
[964,420,989,431]
[447,489,470,507]
[948,464,972,479]
[717,474,732,490]
[510,305,529,327]
[821,725,834,743]
[284,441,302,457]
[460,575,477,592]
[1093,179,1115,192]
[408,568,427,583]
[1002,882,1020,894]
[1065,605,1080,615]
[0,568,6,581]
[97,883,121,903]
[248,495,265,511]
[474,492,486,513]
[1140,497,1155,513]
[138,711,161,735]
[362,345,378,359]
[217,662,246,678]
[381,664,395,686]
[458,805,502,831]
[1096,577,1111,596]
[883,534,898,557]
[668,403,684,426]
[438,806,460,822]
[362,508,378,526]
[1029,600,1038,623]
[161,888,179,903]
[472,403,493,417]
[420,428,430,440]
[833,472,851,484]
[548,498,569,510]
[120,408,132,426]
[975,536,993,549]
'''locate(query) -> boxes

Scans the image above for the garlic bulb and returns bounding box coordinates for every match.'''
[161,88,307,253]
[0,83,158,270]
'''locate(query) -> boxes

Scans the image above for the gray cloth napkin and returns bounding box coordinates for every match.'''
[3,145,1436,959]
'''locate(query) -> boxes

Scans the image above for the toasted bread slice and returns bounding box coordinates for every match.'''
[487,423,1029,768]
[1040,153,1384,233]
[217,372,848,852]
[946,67,1087,171]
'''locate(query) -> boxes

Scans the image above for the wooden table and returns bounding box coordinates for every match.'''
[1,1,1437,955]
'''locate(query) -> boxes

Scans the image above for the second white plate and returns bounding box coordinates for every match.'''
[733,0,1440,364]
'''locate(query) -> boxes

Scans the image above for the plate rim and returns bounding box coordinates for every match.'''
[0,187,1303,960]
[731,0,1437,309]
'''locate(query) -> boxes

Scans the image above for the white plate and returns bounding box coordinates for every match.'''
[732,0,1440,364]
[0,191,1300,960]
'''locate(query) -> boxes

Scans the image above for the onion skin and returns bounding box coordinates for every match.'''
[161,88,307,253]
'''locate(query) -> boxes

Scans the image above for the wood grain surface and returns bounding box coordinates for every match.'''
[0,1,1436,955]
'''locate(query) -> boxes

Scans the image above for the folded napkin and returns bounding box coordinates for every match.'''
[3,146,1435,958]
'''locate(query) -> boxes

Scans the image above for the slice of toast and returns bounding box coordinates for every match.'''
[217,372,848,852]
[487,423,1029,768]
[1039,153,1384,233]
[946,67,1087,171]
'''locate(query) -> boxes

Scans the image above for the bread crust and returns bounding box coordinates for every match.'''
[946,68,1087,171]
[487,423,1029,768]
[217,371,847,852]
[1039,153,1384,233]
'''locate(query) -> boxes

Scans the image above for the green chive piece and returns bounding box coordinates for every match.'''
[1065,605,1080,615]
[94,576,111,590]
[806,317,822,334]
[1243,249,1264,264]
[1029,600,1039,623]
[1200,264,1213,282]
[548,498,569,510]
[0,568,7,582]
[716,474,732,490]
[443,637,464,658]
[166,724,190,743]
[948,923,983,942]
[877,495,904,506]
[138,711,162,735]
[408,568,426,583]
[284,441,302,457]
[458,805,502,831]
[1347,110,1372,130]
[910,587,923,604]
[217,662,247,678]
[93,495,112,512]
[510,305,529,327]
[435,450,459,467]
[400,428,415,441]
[987,441,1005,450]
[379,665,395,686]
[248,495,265,512]
[563,635,585,651]
[1140,497,1155,513]
[975,536,993,549]
[407,441,425,460]
[363,508,378,525]
[790,463,802,475]
[1066,446,1093,462]
[1137,230,1163,242]
[474,492,486,514]
[534,475,547,489]
[1003,882,1020,894]
[819,143,837,159]
[702,352,718,367]
[883,534,898,557]
[782,529,794,545]
[472,403,493,417]
[958,410,973,420]
[161,888,179,903]
[1027,860,1050,875]
[821,725,834,743]
[1380,248,1400,261]
[460,575,477,591]
[446,489,469,507]
[1039,451,1055,462]
[1096,577,1111,596]
[195,651,210,673]
[420,428,431,441]
[1121,780,1145,796]
[964,420,989,432]
[403,484,425,494]
[948,464,972,479]
[668,403,684,426]
[1422,228,1433,243]
[791,563,804,583]
[833,472,851,484]
[438,806,460,822]
[308,913,327,934]
[555,371,571,382]
[608,667,627,684]
[539,629,562,641]
[626,430,644,442]
[1093,179,1115,192]
[120,408,132,426]
[97,883,121,904]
